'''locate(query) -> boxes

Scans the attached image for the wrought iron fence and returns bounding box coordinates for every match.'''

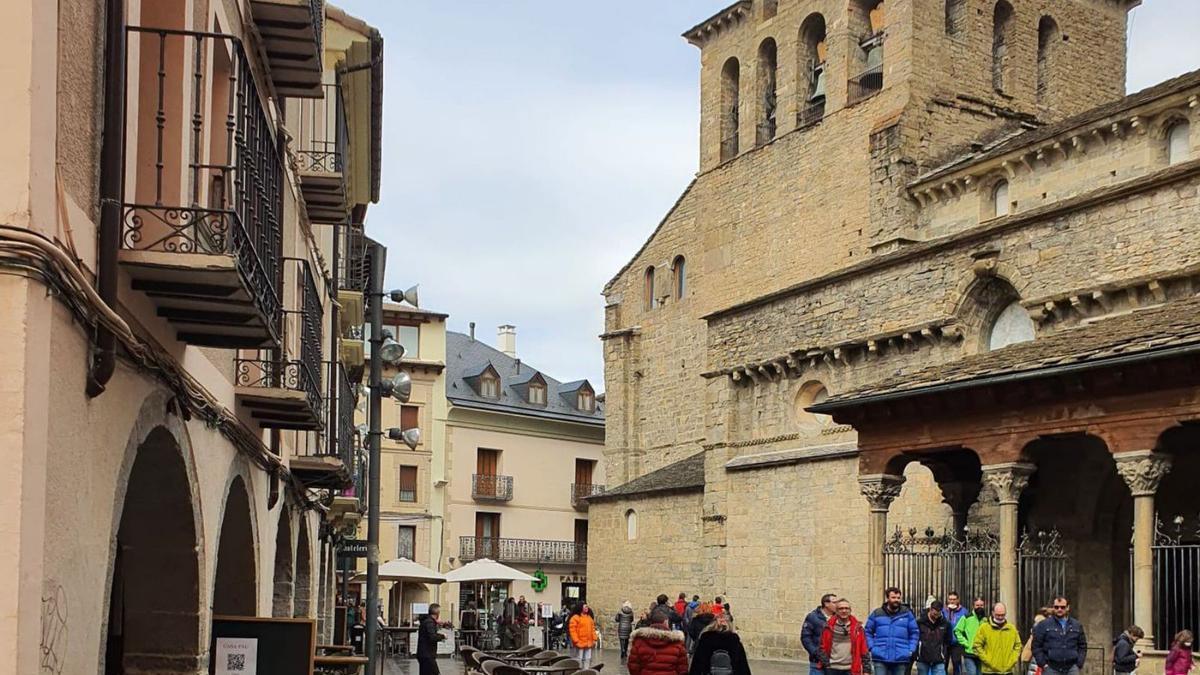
[294,82,347,174]
[884,525,1067,620]
[847,65,884,104]
[799,98,826,128]
[571,483,606,508]
[459,537,587,565]
[472,474,514,501]
[885,527,1000,608]
[121,27,282,339]
[1134,514,1200,650]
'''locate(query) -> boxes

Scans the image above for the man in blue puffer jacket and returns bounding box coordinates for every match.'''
[865,588,920,675]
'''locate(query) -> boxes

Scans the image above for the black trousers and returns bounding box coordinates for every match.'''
[418,656,440,675]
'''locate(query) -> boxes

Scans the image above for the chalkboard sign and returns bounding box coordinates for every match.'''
[210,616,315,675]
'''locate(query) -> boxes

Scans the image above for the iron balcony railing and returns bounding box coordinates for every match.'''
[328,360,356,466]
[472,474,514,502]
[310,0,325,59]
[847,64,884,105]
[121,27,282,340]
[337,223,367,293]
[459,537,587,565]
[233,259,323,417]
[294,82,348,174]
[571,483,606,509]
[799,97,827,128]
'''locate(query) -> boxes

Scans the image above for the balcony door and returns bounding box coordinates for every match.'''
[574,459,594,486]
[475,512,500,560]
[477,448,500,498]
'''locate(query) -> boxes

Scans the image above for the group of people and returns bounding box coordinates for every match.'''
[800,588,1197,675]
[599,592,750,675]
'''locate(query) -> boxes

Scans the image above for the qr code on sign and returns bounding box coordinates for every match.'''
[226,653,247,672]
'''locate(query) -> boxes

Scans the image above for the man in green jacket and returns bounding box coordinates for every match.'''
[973,604,1021,675]
[954,598,989,675]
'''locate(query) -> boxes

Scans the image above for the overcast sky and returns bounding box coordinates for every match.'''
[334,0,1200,392]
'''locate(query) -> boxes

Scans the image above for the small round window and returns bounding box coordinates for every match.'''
[795,381,834,430]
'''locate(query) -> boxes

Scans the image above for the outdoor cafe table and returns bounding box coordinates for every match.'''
[314,654,369,674]
[523,665,582,673]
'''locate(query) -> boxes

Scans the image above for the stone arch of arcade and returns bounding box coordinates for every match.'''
[103,392,204,675]
[273,504,295,617]
[812,310,1200,660]
[213,470,258,617]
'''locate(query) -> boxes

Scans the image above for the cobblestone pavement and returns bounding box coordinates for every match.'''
[380,649,801,675]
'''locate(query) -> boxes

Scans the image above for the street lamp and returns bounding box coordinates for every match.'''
[387,427,421,450]
[388,285,420,307]
[379,336,405,364]
[380,371,412,403]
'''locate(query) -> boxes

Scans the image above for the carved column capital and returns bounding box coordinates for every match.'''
[939,480,982,514]
[1114,450,1173,497]
[859,473,906,512]
[982,462,1036,505]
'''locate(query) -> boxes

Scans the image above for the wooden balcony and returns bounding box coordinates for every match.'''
[250,0,324,98]
[120,28,282,349]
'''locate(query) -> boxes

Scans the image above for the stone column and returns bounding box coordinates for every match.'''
[983,463,1035,609]
[860,474,906,610]
[1115,450,1173,648]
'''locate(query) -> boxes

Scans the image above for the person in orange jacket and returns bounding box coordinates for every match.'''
[569,604,598,669]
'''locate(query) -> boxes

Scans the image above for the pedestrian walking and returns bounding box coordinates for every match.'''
[1112,625,1145,675]
[616,601,637,662]
[690,604,718,655]
[954,598,989,675]
[658,594,685,630]
[916,600,952,675]
[943,593,969,675]
[1021,609,1052,675]
[629,609,689,675]
[973,603,1021,675]
[676,593,689,620]
[417,603,447,675]
[865,587,919,675]
[1165,630,1194,675]
[805,594,839,675]
[691,615,751,675]
[820,598,872,675]
[1032,596,1087,675]
[568,604,598,668]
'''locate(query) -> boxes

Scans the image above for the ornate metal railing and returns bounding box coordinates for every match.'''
[1134,514,1200,650]
[287,258,324,415]
[338,224,367,292]
[472,474,514,501]
[121,27,282,341]
[847,64,884,105]
[327,360,355,465]
[295,82,347,174]
[459,537,587,565]
[310,0,324,59]
[571,483,606,509]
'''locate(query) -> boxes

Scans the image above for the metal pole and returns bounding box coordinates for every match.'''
[365,241,387,672]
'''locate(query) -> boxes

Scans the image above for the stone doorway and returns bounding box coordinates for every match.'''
[104,426,201,675]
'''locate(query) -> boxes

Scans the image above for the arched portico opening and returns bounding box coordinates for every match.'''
[104,426,201,675]
[272,506,294,617]
[294,517,313,617]
[213,475,257,616]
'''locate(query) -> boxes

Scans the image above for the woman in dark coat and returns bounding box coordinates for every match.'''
[616,601,636,661]
[690,617,751,675]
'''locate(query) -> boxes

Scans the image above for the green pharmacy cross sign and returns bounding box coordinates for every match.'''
[531,569,548,592]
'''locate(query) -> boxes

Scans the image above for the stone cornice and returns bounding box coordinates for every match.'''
[705,318,964,385]
[1022,262,1200,331]
[682,1,752,47]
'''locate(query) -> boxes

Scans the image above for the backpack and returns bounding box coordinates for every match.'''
[710,649,734,675]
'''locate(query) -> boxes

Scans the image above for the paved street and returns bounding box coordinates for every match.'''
[380,649,800,675]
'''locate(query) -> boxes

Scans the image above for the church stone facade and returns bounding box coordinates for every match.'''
[589,0,1200,665]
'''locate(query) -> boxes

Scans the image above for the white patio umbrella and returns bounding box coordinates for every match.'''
[445,558,536,583]
[352,557,447,583]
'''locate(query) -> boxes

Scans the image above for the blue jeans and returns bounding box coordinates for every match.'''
[811,664,825,675]
[876,662,911,675]
[918,664,948,675]
[962,657,980,675]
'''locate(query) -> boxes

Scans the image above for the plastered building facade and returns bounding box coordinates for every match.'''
[0,1,384,673]
[592,0,1200,665]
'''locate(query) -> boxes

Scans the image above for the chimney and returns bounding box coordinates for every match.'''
[469,322,476,341]
[497,324,517,358]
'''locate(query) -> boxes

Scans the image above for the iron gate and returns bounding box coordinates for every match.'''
[885,526,1067,620]
[1131,514,1200,650]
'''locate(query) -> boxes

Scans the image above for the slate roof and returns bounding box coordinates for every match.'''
[813,296,1200,411]
[915,68,1200,187]
[445,331,604,426]
[589,452,706,502]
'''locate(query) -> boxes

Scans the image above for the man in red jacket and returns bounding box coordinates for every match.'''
[629,610,689,675]
[820,599,872,675]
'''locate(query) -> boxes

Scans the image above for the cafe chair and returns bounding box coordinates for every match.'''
[546,655,573,665]
[483,659,506,675]
[528,650,558,664]
[576,669,600,675]
[494,666,529,675]
[551,658,581,671]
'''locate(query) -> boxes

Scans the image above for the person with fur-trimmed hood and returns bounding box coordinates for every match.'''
[629,609,690,675]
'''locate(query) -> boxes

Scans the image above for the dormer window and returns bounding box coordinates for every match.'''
[481,372,500,398]
[578,389,595,412]
[529,383,546,405]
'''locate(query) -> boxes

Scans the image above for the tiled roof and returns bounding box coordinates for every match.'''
[445,331,603,425]
[916,68,1200,186]
[815,296,1200,410]
[590,452,706,501]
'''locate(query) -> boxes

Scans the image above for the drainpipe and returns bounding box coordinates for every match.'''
[87,0,126,397]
